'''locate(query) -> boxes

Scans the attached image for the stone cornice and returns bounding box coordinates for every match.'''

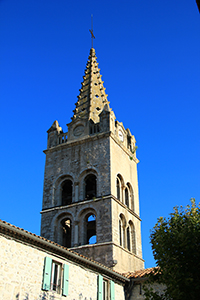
[43,131,111,154]
[41,194,141,221]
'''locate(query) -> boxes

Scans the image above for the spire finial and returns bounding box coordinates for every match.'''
[89,14,95,48]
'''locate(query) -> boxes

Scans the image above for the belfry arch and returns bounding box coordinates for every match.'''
[53,213,73,248]
[84,174,97,200]
[61,218,72,248]
[86,214,96,244]
[61,180,72,205]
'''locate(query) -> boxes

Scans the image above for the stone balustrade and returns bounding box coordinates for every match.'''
[57,132,68,145]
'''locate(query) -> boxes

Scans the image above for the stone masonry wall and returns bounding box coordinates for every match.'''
[41,196,112,246]
[0,233,125,300]
[42,135,111,210]
[112,199,144,272]
[110,136,140,216]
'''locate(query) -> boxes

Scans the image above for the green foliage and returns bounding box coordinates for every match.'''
[143,285,168,300]
[145,199,200,300]
[131,145,138,154]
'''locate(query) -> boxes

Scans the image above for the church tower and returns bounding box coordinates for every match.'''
[41,48,144,273]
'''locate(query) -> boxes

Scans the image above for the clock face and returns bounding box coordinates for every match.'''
[118,130,124,142]
[73,125,84,136]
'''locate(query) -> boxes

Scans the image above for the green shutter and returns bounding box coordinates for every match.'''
[42,257,52,291]
[62,264,69,296]
[110,280,115,300]
[97,275,103,300]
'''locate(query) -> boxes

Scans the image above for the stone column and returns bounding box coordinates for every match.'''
[75,183,79,202]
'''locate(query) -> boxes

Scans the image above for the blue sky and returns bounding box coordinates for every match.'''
[0,0,199,269]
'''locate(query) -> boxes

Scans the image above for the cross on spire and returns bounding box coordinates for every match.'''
[89,14,95,48]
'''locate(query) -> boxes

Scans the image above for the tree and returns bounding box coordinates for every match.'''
[144,199,200,300]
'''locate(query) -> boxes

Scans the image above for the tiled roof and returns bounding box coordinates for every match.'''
[123,267,160,279]
[0,219,129,283]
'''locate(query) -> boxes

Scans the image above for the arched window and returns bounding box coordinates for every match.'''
[127,227,131,251]
[86,214,96,244]
[119,219,122,246]
[62,180,72,206]
[85,174,97,200]
[125,187,129,207]
[119,214,126,248]
[127,182,134,211]
[129,220,136,254]
[61,218,72,248]
[116,178,120,200]
[116,174,124,202]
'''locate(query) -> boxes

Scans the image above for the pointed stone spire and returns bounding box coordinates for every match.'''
[72,48,110,123]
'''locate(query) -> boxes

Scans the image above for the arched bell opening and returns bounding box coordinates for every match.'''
[86,213,96,244]
[61,218,72,248]
[84,174,97,200]
[61,180,72,206]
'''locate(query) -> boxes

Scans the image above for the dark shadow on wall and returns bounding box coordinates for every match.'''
[16,292,55,300]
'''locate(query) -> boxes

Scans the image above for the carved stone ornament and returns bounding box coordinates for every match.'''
[73,125,84,136]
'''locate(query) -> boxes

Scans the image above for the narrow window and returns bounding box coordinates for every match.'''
[127,227,131,251]
[116,178,120,200]
[123,226,126,248]
[127,183,134,211]
[85,174,97,200]
[129,221,136,254]
[86,214,96,244]
[62,180,72,205]
[61,218,71,248]
[103,279,109,300]
[125,187,129,207]
[51,261,61,293]
[119,220,122,246]
[119,214,126,248]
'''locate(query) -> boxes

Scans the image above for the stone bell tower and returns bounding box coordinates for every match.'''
[40,48,144,273]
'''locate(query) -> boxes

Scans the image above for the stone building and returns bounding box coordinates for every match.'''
[0,219,128,300]
[40,47,144,273]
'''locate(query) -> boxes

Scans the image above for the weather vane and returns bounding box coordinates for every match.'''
[89,14,95,48]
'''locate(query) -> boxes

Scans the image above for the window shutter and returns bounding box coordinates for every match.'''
[110,280,115,300]
[42,257,52,291]
[97,274,103,300]
[62,264,69,296]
